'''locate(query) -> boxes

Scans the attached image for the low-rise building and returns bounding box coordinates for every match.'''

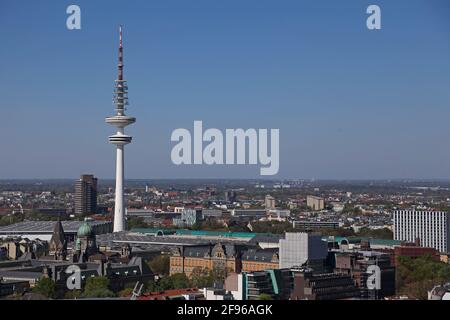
[173,209,203,228]
[293,220,339,230]
[333,250,396,299]
[291,269,358,300]
[202,287,234,300]
[243,268,292,300]
[241,248,279,272]
[0,279,30,297]
[169,243,244,276]
[393,245,439,266]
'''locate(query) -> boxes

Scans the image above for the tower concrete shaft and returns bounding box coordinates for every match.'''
[105,26,136,232]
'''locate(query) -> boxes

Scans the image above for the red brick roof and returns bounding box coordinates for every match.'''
[137,288,200,300]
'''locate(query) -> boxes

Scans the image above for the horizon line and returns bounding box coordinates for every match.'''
[2,178,450,182]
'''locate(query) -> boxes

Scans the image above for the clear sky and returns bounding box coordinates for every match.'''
[1,0,450,180]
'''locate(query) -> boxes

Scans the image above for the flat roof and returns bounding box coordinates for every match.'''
[130,228,278,240]
[325,236,402,246]
[95,231,261,249]
[0,220,110,234]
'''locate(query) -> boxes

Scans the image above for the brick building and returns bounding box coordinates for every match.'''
[241,248,279,272]
[393,245,439,266]
[170,243,244,276]
[170,243,280,276]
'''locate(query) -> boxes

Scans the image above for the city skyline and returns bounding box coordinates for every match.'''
[3,0,450,307]
[1,1,450,180]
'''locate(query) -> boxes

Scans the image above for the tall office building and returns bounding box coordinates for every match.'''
[224,191,237,203]
[74,175,98,216]
[394,210,450,253]
[105,26,136,232]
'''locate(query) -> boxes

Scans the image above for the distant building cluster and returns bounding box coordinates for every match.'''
[2,176,450,300]
[0,220,153,298]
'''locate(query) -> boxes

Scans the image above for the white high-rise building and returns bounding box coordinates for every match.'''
[279,232,328,269]
[393,210,450,253]
[106,26,136,232]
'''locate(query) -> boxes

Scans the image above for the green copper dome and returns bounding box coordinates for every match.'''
[77,218,93,237]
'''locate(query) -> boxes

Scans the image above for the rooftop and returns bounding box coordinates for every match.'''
[0,220,111,234]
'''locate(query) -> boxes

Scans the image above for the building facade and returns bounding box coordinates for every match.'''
[170,244,281,277]
[306,196,325,211]
[293,220,339,230]
[172,208,203,228]
[169,243,243,276]
[244,268,293,300]
[393,245,440,266]
[290,270,358,300]
[241,248,279,272]
[265,195,276,210]
[74,174,98,216]
[279,232,328,269]
[333,250,396,299]
[393,210,450,252]
[225,191,237,203]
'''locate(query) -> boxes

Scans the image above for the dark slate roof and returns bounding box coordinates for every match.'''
[223,244,237,257]
[0,220,109,233]
[249,234,283,244]
[0,270,43,280]
[242,248,279,262]
[50,220,66,248]
[184,245,211,258]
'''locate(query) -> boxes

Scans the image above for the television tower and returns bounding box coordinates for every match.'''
[106,26,136,232]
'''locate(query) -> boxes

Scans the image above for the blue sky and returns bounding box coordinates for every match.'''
[1,0,450,179]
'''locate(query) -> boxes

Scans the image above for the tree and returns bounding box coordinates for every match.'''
[146,280,160,292]
[190,267,214,288]
[0,215,21,227]
[396,255,450,299]
[171,273,191,289]
[342,204,362,215]
[64,290,82,299]
[210,266,228,284]
[83,276,115,298]
[118,287,134,297]
[358,227,393,239]
[32,277,56,299]
[258,293,272,300]
[148,255,170,276]
[158,276,174,291]
[251,221,294,234]
[126,217,149,230]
